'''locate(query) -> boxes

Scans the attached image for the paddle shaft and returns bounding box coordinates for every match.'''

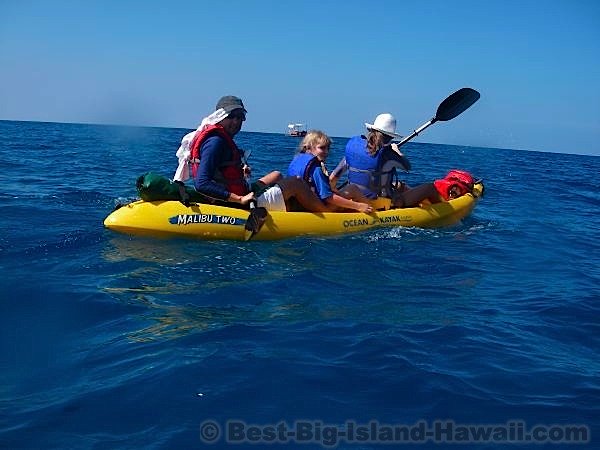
[395,87,480,148]
[396,118,436,147]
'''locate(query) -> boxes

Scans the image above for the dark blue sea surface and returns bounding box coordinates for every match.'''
[0,120,598,449]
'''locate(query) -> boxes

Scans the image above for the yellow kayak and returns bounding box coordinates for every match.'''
[104,183,483,241]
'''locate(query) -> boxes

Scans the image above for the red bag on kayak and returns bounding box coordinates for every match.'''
[434,169,475,200]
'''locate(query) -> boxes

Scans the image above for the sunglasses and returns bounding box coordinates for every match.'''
[229,112,246,121]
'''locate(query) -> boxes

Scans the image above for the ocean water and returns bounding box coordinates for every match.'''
[0,119,598,449]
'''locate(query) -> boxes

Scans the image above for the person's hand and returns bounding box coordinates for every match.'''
[357,202,373,213]
[239,192,255,205]
[390,143,404,156]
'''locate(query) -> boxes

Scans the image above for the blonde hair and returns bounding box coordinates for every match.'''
[299,130,332,153]
[366,130,390,155]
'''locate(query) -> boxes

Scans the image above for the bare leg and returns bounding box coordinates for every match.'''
[337,183,372,203]
[278,177,331,212]
[393,183,442,208]
[259,170,283,186]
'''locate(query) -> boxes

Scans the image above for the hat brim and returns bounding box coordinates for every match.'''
[365,123,402,139]
[224,106,247,114]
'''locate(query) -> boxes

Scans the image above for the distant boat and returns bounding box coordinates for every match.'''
[286,123,307,137]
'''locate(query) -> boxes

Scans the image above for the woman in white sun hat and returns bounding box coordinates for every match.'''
[329,113,442,208]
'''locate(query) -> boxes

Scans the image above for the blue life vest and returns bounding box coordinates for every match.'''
[287,153,322,189]
[345,136,383,199]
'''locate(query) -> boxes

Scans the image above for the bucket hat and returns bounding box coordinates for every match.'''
[216,95,247,114]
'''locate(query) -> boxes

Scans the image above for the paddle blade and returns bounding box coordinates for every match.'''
[435,88,480,122]
[244,206,268,240]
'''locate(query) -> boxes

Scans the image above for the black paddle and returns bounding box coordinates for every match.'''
[396,87,480,147]
[244,200,268,241]
[241,150,268,241]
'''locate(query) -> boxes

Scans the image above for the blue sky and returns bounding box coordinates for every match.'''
[1,0,599,155]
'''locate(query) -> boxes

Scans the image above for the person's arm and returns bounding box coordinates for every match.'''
[313,164,372,213]
[193,136,229,200]
[387,144,411,172]
[193,136,254,205]
[228,191,255,205]
[328,157,348,189]
[325,193,373,213]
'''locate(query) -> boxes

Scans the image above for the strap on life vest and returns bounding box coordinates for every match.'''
[302,155,326,185]
[347,165,396,196]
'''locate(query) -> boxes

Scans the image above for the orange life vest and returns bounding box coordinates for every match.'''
[189,124,248,196]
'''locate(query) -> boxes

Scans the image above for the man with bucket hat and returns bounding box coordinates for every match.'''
[181,95,280,205]
[173,95,329,236]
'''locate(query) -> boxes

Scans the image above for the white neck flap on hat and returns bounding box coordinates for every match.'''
[173,108,229,182]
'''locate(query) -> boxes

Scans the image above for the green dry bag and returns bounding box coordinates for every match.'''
[136,172,207,203]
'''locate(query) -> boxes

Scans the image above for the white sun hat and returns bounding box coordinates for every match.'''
[365,113,402,138]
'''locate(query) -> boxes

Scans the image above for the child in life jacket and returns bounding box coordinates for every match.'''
[287,131,373,213]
